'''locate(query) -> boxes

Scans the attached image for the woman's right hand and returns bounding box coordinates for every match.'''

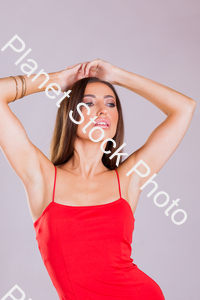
[58,62,89,92]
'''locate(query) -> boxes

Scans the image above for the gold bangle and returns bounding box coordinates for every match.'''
[10,76,18,101]
[18,75,26,98]
[23,75,27,97]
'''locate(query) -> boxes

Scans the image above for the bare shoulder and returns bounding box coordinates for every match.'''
[116,154,142,215]
[24,147,55,224]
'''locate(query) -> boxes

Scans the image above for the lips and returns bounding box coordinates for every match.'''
[94,118,110,128]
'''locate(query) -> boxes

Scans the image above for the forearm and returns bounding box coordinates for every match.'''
[0,72,60,104]
[113,67,196,115]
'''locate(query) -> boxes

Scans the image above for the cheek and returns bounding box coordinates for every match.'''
[111,112,119,137]
[79,106,89,121]
[112,111,119,126]
[78,107,89,126]
[76,112,93,137]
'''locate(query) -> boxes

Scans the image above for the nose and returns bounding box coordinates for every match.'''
[97,105,108,117]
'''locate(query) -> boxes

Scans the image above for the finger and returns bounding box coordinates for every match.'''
[82,62,90,77]
[80,62,88,77]
[85,63,91,77]
[77,65,84,79]
[85,60,98,77]
[82,63,89,77]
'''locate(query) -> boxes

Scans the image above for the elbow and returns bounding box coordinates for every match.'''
[192,99,196,108]
[172,99,197,116]
[184,99,196,114]
[189,99,197,112]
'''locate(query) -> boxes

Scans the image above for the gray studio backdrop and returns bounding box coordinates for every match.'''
[0,1,199,299]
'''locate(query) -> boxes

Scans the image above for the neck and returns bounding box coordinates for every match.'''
[65,136,108,179]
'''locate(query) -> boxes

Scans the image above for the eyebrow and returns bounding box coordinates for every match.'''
[83,94,115,99]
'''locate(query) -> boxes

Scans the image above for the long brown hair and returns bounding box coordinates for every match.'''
[49,77,125,170]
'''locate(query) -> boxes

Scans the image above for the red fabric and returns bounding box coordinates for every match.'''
[33,166,165,300]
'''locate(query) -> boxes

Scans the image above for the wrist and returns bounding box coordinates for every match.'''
[112,67,126,86]
[45,72,61,90]
[55,71,70,92]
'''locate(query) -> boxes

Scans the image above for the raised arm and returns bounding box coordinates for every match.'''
[0,62,87,222]
[82,58,196,210]
[112,66,196,187]
[0,73,59,182]
[0,72,62,221]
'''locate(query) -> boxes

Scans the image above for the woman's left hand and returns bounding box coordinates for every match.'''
[77,59,119,84]
[58,63,85,92]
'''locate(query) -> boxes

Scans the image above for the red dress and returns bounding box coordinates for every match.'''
[33,166,165,300]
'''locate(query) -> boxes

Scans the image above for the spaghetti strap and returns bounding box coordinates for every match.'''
[52,165,57,203]
[114,169,122,199]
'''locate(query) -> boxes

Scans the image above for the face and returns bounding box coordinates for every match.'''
[76,82,119,143]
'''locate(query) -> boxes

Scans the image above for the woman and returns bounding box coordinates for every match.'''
[0,59,196,299]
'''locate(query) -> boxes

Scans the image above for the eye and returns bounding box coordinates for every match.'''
[86,102,93,106]
[107,103,116,107]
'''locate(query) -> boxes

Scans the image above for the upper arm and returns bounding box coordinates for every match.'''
[0,102,55,221]
[0,102,43,183]
[118,103,196,191]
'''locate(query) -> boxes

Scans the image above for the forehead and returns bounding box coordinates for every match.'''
[84,82,115,98]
